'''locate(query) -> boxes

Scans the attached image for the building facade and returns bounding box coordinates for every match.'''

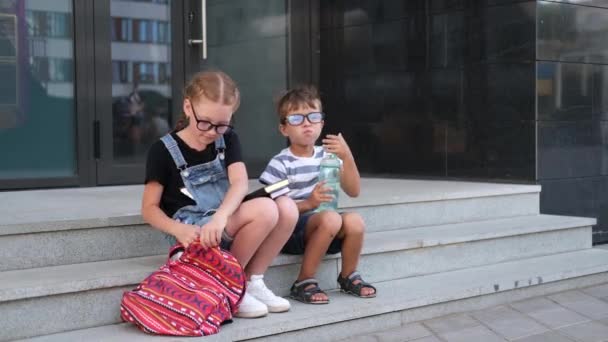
[0,0,606,243]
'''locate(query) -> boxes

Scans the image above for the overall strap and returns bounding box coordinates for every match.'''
[160,134,187,171]
[214,135,226,160]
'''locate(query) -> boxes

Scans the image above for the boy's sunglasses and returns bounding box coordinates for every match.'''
[282,112,324,126]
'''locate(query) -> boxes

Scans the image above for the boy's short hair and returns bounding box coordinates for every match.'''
[276,85,323,123]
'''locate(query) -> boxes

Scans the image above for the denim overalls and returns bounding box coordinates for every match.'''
[160,134,233,249]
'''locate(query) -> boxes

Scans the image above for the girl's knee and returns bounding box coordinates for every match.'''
[276,196,298,222]
[252,197,279,226]
[341,212,365,235]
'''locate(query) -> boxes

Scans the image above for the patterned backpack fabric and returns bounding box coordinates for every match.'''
[120,243,246,336]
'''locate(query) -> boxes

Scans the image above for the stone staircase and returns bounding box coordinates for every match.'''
[1,179,607,341]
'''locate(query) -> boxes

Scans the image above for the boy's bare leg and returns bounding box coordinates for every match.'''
[225,197,279,277]
[298,211,342,302]
[247,196,298,276]
[337,212,375,297]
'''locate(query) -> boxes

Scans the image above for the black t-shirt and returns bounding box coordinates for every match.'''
[145,130,243,217]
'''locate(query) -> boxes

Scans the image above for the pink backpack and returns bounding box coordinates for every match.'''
[120,243,246,336]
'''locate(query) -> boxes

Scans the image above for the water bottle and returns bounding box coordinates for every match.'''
[317,153,340,212]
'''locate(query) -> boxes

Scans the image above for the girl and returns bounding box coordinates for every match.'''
[141,70,298,318]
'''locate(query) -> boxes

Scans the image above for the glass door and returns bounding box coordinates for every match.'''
[0,0,80,189]
[0,0,317,189]
[94,0,315,184]
[185,0,314,177]
[94,0,179,185]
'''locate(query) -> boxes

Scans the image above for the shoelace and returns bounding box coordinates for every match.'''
[251,281,277,300]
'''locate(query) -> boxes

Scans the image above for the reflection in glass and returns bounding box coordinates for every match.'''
[0,13,17,127]
[110,0,171,163]
[0,0,75,180]
[538,1,608,64]
[204,0,288,175]
[320,2,537,180]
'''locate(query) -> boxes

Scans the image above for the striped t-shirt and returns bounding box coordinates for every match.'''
[259,146,328,201]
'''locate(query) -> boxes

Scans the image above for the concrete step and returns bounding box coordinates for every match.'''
[265,214,595,293]
[0,214,594,340]
[16,248,608,342]
[0,180,541,271]
[345,179,540,232]
[0,214,593,301]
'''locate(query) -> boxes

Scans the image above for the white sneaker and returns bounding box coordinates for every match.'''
[235,292,268,318]
[247,274,291,313]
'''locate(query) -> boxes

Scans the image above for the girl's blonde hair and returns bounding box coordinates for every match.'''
[174,70,240,131]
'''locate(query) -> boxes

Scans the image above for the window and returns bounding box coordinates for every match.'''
[25,11,71,38]
[113,18,169,44]
[112,61,131,83]
[133,62,155,84]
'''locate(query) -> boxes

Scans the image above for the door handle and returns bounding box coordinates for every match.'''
[187,0,207,59]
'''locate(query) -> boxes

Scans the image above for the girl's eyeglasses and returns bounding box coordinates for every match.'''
[191,106,233,134]
[282,112,324,126]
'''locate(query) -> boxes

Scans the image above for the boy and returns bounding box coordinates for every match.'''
[260,86,376,304]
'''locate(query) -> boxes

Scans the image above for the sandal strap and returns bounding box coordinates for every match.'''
[338,270,362,283]
[294,278,319,288]
[350,280,376,292]
[291,278,327,303]
[347,271,362,282]
[338,271,376,295]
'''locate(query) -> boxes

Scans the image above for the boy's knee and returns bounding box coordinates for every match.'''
[342,212,365,235]
[317,211,342,236]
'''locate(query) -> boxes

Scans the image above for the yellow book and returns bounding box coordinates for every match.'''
[243,179,290,201]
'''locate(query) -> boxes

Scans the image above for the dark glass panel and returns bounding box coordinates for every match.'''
[602,122,608,176]
[319,0,536,182]
[431,68,464,123]
[447,120,535,180]
[593,65,608,121]
[321,0,425,29]
[540,176,608,244]
[325,16,426,77]
[543,0,608,9]
[538,121,602,179]
[466,63,535,122]
[430,11,465,68]
[538,1,608,64]
[482,2,535,62]
[537,62,594,121]
[431,0,466,13]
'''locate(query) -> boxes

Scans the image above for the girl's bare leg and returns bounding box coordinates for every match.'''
[225,197,278,274]
[246,196,298,275]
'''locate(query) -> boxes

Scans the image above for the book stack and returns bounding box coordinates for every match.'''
[243,179,290,202]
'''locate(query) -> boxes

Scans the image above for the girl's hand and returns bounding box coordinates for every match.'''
[200,214,228,248]
[322,133,352,160]
[306,181,334,209]
[174,223,201,248]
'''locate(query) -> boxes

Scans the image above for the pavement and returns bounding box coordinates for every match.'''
[340,281,608,342]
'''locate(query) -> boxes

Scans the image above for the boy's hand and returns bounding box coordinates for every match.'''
[200,214,228,248]
[322,133,352,160]
[174,224,201,248]
[306,181,334,209]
